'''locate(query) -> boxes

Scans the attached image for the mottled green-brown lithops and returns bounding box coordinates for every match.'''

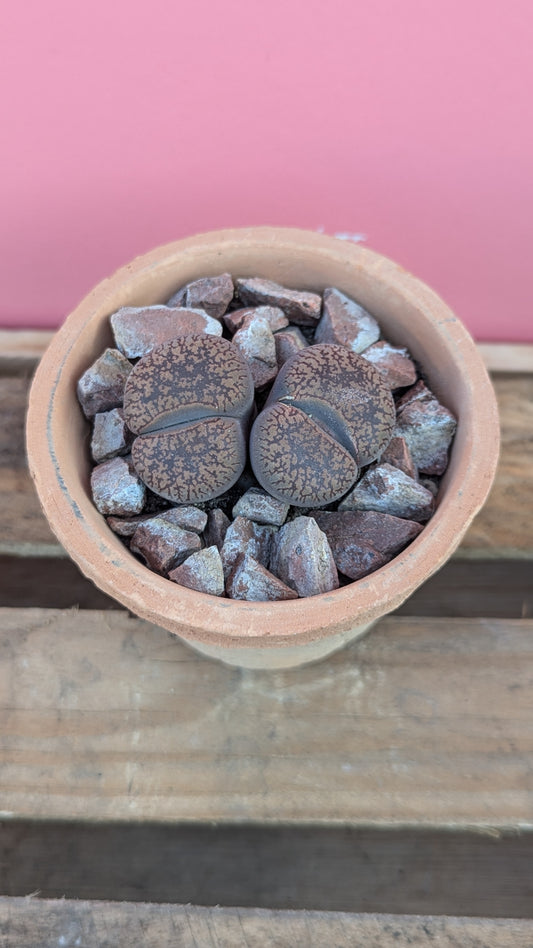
[250,343,395,506]
[123,335,254,503]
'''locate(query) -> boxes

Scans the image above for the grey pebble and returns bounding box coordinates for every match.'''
[232,488,289,526]
[227,554,298,601]
[338,463,435,521]
[77,348,133,418]
[91,456,146,516]
[270,516,339,598]
[168,546,225,596]
[314,288,380,353]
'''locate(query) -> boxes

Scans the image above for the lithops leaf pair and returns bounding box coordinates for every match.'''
[123,335,254,504]
[250,343,396,506]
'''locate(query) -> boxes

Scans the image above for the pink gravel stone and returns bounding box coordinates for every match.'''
[204,508,231,551]
[395,382,457,475]
[110,306,222,359]
[181,273,234,319]
[361,340,417,389]
[156,506,208,534]
[223,305,288,335]
[220,516,276,579]
[338,463,435,522]
[77,348,133,419]
[91,407,132,463]
[310,510,423,580]
[227,554,298,601]
[270,516,339,597]
[130,515,202,574]
[232,488,289,526]
[231,316,278,389]
[379,436,417,480]
[169,546,225,596]
[274,326,309,366]
[106,512,158,537]
[235,277,322,326]
[90,456,146,516]
[314,288,380,353]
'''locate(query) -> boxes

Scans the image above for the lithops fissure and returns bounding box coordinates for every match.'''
[123,335,255,503]
[250,344,396,506]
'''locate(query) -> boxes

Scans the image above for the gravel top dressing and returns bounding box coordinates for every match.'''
[77,273,456,601]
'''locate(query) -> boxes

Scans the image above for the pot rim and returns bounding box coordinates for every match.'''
[26,226,500,650]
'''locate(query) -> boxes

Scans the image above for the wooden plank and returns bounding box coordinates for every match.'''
[477,342,533,374]
[2,371,533,559]
[0,330,53,374]
[1,608,532,827]
[2,899,533,948]
[0,377,63,556]
[458,372,533,558]
[2,330,533,374]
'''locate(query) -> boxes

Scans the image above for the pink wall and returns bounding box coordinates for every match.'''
[1,1,532,340]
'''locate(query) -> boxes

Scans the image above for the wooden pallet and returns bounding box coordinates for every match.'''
[1,333,532,946]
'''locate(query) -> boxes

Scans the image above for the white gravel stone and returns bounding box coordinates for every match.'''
[91,456,146,516]
[338,463,435,521]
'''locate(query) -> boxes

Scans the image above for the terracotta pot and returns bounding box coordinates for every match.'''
[26,228,499,668]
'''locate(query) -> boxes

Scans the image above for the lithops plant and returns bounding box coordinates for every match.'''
[250,343,396,506]
[123,334,254,503]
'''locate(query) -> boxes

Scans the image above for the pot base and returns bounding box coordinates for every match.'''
[179,619,378,669]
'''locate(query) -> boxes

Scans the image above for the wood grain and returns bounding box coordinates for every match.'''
[2,330,532,373]
[2,899,533,948]
[2,371,531,559]
[1,607,532,828]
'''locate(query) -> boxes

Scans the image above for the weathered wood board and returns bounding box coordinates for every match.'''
[1,608,532,828]
[2,899,533,948]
